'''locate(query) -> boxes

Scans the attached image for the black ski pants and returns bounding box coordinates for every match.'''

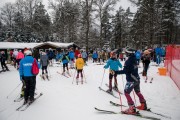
[23,76,36,101]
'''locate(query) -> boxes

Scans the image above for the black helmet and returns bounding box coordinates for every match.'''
[126,48,136,54]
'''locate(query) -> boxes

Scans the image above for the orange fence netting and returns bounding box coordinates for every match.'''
[165,45,180,90]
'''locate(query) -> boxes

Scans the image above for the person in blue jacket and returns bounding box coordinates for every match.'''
[68,48,75,69]
[47,48,54,66]
[155,46,162,65]
[135,50,141,66]
[104,51,122,93]
[60,52,70,75]
[115,48,147,114]
[19,50,40,104]
[92,51,98,63]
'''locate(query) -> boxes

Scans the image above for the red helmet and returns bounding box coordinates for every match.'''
[78,54,82,58]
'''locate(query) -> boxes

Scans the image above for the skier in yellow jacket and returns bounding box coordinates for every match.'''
[75,54,84,84]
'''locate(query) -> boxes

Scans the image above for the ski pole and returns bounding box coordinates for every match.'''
[82,70,87,83]
[7,82,22,99]
[48,66,51,78]
[72,69,77,84]
[100,69,105,87]
[114,81,123,111]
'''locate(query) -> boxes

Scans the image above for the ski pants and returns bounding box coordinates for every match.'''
[76,69,83,78]
[42,66,48,74]
[108,72,118,90]
[124,81,146,106]
[63,63,68,72]
[1,61,8,70]
[23,76,36,101]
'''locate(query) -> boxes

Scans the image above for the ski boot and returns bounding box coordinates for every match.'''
[106,89,113,94]
[113,86,118,92]
[81,77,83,84]
[122,105,136,115]
[136,102,147,110]
[76,76,79,85]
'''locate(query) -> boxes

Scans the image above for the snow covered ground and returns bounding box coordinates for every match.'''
[0,60,180,120]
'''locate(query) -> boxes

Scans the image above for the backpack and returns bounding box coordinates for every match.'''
[32,58,39,75]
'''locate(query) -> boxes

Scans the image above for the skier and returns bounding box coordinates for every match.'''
[60,52,70,75]
[103,51,122,93]
[16,50,24,70]
[115,48,147,114]
[19,50,40,104]
[0,51,9,71]
[141,50,151,80]
[81,50,87,65]
[40,52,49,80]
[47,48,54,66]
[75,54,85,84]
[68,48,75,69]
[135,50,141,66]
[74,47,80,59]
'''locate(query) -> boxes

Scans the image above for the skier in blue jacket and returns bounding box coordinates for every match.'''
[104,51,122,93]
[68,48,75,69]
[19,50,40,104]
[115,48,147,114]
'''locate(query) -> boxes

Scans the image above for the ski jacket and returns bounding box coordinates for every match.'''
[116,55,140,82]
[135,51,141,59]
[48,50,54,59]
[0,53,6,62]
[13,50,18,58]
[61,54,69,64]
[142,54,151,66]
[92,53,98,59]
[19,56,40,77]
[68,51,75,59]
[40,54,49,66]
[16,52,24,59]
[104,58,122,71]
[155,47,162,56]
[81,52,87,58]
[75,50,80,58]
[56,53,62,61]
[75,58,84,70]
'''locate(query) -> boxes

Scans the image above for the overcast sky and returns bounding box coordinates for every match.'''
[0,0,137,12]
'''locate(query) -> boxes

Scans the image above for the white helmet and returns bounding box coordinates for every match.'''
[25,50,32,55]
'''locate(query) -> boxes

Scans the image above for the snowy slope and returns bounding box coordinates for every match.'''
[0,61,180,120]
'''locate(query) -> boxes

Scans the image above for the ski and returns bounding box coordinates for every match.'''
[105,83,123,94]
[110,101,127,107]
[16,93,43,111]
[14,97,24,102]
[94,107,161,120]
[98,87,119,99]
[14,93,38,102]
[57,71,69,78]
[109,101,171,119]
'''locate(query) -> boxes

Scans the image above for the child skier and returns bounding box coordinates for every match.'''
[141,50,151,81]
[75,54,85,84]
[115,48,147,114]
[40,52,49,80]
[60,52,70,75]
[104,51,122,93]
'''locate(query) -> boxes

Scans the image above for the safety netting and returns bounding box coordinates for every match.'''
[165,45,180,90]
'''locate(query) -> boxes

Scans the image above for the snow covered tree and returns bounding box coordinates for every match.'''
[32,2,51,42]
